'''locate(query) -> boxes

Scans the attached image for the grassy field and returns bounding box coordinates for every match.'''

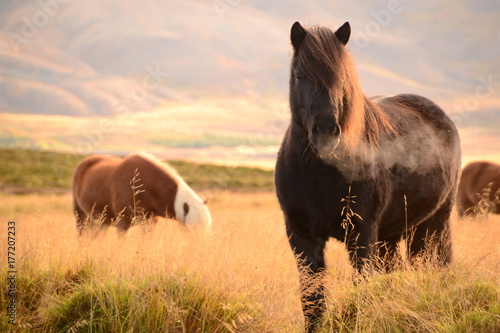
[1,190,499,332]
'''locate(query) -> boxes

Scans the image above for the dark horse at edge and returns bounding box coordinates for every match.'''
[457,161,500,217]
[274,21,461,331]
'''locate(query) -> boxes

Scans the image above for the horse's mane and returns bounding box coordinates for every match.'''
[297,25,394,152]
[130,152,184,184]
[130,152,204,200]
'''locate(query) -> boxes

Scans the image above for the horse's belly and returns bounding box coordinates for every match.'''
[78,185,113,215]
[378,167,454,237]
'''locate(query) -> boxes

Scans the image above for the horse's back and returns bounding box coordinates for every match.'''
[377,94,460,174]
[376,94,459,140]
[113,153,178,192]
[372,94,460,174]
[111,153,179,218]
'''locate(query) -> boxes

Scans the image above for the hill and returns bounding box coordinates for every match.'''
[0,148,274,193]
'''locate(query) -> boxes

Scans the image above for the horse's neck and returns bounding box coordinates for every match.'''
[328,97,389,181]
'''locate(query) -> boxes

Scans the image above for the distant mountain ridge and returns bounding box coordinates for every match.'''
[0,0,498,117]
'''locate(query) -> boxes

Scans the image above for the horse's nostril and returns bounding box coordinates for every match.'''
[333,125,340,136]
[313,124,339,136]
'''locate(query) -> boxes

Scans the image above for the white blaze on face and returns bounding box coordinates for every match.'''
[174,181,212,227]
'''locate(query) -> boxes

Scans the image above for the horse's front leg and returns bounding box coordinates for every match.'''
[287,226,327,332]
[346,225,378,276]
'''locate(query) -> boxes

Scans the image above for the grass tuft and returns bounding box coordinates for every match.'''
[321,266,499,332]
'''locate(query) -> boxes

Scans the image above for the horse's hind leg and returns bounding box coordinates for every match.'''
[287,227,326,332]
[346,225,378,276]
[115,215,132,234]
[407,204,453,266]
[99,212,115,231]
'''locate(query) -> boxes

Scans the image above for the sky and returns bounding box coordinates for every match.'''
[0,0,498,166]
[1,0,498,116]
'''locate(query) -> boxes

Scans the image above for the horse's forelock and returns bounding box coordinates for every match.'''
[297,26,346,96]
[296,26,366,150]
[293,24,395,155]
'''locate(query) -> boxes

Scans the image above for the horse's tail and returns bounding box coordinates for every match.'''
[72,156,105,234]
[73,197,86,235]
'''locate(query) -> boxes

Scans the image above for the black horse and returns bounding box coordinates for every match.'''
[275,21,461,331]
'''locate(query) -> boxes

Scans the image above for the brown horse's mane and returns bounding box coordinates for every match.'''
[297,25,394,152]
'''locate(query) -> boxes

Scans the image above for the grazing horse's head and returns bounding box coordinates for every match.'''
[289,21,364,157]
[174,182,212,227]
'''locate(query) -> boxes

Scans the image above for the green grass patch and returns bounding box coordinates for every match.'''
[0,259,265,332]
[321,266,500,332]
[151,133,279,148]
[169,160,274,191]
[0,148,78,190]
[0,148,274,193]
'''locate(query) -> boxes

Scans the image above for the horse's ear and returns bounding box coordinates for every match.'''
[334,21,350,45]
[291,21,307,51]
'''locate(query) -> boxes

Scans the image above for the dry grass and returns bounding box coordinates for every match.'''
[1,191,499,332]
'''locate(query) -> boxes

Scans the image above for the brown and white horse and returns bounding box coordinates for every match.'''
[72,153,212,233]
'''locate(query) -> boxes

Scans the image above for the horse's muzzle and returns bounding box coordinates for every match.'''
[309,123,341,156]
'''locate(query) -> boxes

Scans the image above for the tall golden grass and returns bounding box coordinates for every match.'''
[1,191,499,332]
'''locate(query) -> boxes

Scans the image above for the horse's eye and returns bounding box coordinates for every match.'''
[294,71,303,80]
